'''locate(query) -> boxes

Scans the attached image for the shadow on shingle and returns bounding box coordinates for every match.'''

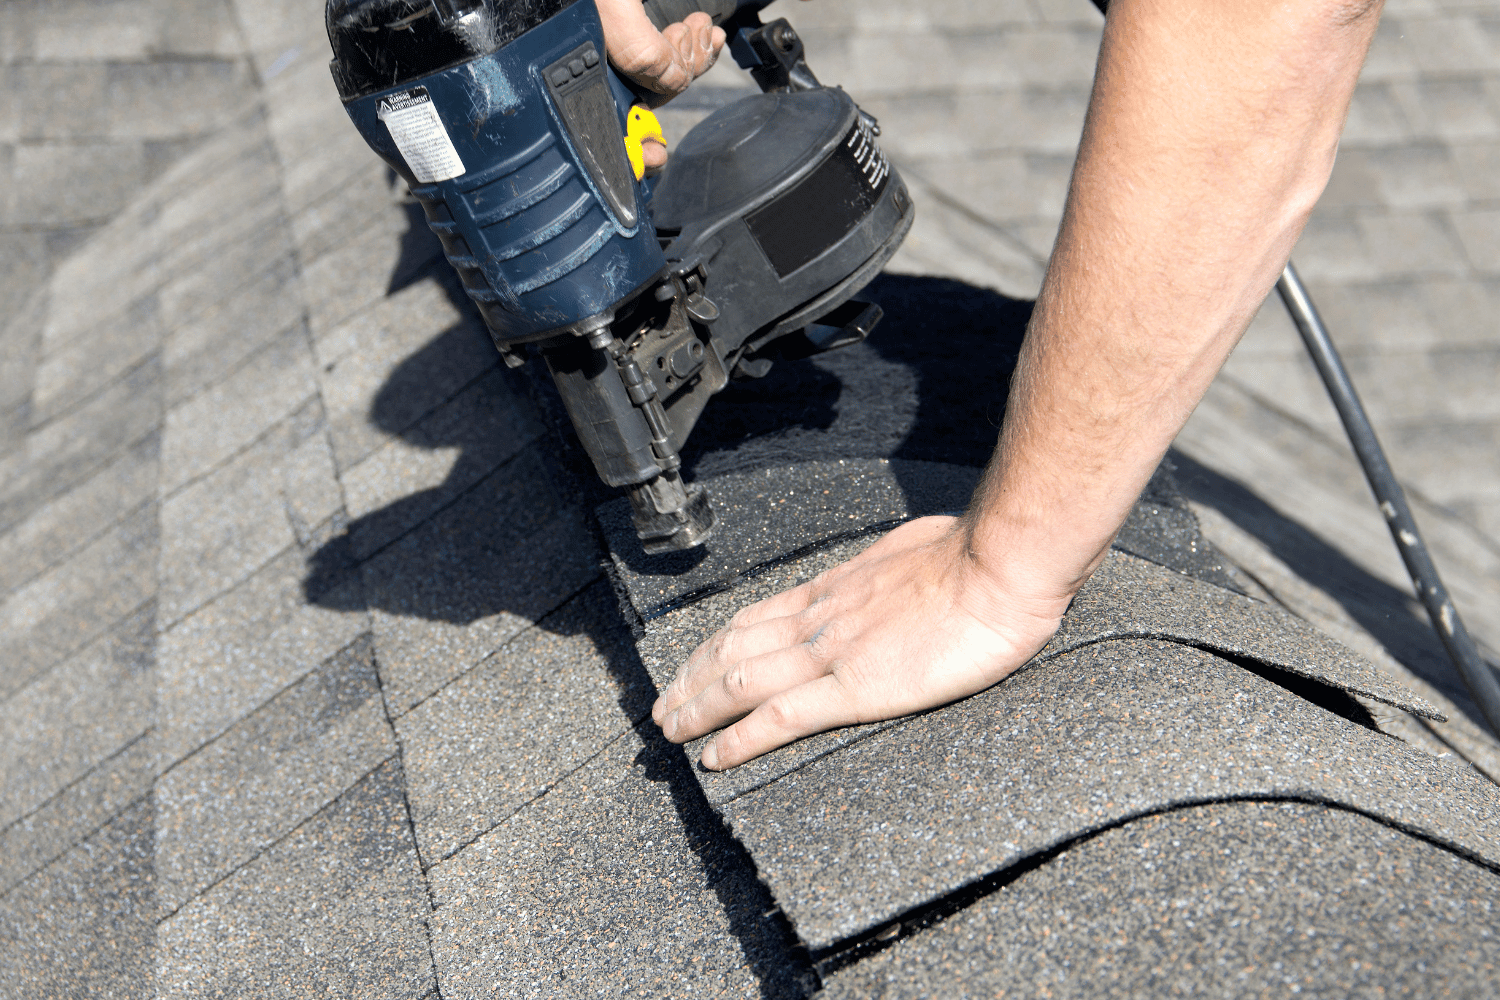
[1172,449,1500,734]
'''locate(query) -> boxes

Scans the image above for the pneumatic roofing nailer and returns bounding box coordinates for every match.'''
[326,0,912,553]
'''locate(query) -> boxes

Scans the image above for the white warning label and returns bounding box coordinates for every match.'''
[377,87,466,183]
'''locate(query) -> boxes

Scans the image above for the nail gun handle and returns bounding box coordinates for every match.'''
[641,0,741,31]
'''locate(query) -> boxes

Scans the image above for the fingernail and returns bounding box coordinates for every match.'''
[701,740,719,770]
[662,710,679,739]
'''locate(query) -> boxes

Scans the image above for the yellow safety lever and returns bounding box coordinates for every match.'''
[624,106,666,181]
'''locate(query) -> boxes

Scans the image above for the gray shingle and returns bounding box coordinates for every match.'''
[160,325,318,494]
[719,638,1500,951]
[9,139,148,227]
[818,799,1500,998]
[1453,206,1500,273]
[30,294,162,424]
[1046,549,1441,720]
[0,729,157,897]
[637,534,911,808]
[290,159,406,269]
[0,797,156,1000]
[155,544,366,765]
[155,635,396,915]
[342,366,544,561]
[0,356,161,534]
[104,60,253,141]
[1359,209,1470,275]
[30,0,241,61]
[352,446,599,714]
[10,62,109,141]
[635,539,1438,813]
[158,398,341,624]
[0,430,158,596]
[301,211,446,341]
[397,583,654,864]
[600,458,980,621]
[161,232,299,352]
[163,259,305,407]
[155,759,437,1000]
[315,284,497,473]
[1451,139,1500,200]
[0,603,155,830]
[428,724,813,1000]
[0,502,157,699]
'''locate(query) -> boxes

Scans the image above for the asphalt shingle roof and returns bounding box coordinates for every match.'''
[3,0,1499,996]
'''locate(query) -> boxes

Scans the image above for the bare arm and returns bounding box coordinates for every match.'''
[652,0,1384,770]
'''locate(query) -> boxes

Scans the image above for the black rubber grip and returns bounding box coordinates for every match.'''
[642,0,739,30]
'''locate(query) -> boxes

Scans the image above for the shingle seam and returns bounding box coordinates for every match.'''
[630,716,823,998]
[704,628,1412,811]
[1217,370,1500,564]
[24,347,165,437]
[635,517,917,622]
[0,726,153,843]
[427,726,637,869]
[809,791,1500,976]
[152,751,402,925]
[0,486,158,603]
[224,31,448,992]
[388,573,607,722]
[369,666,448,996]
[1033,631,1445,721]
[0,593,158,711]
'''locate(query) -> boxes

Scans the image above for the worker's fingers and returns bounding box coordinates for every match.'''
[596,0,675,82]
[701,673,859,770]
[654,610,814,721]
[599,0,724,103]
[660,643,828,744]
[641,138,668,171]
[724,579,823,632]
[663,14,722,82]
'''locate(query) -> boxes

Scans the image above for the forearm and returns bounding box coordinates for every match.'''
[964,0,1381,609]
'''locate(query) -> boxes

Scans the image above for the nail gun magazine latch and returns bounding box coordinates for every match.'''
[327,0,913,553]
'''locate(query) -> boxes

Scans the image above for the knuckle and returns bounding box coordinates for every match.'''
[762,696,797,733]
[707,627,734,660]
[802,618,844,661]
[710,629,740,665]
[723,663,752,701]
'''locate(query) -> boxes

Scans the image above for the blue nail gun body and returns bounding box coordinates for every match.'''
[328,0,913,552]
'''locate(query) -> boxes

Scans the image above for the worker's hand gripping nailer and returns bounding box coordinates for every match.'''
[327,0,913,553]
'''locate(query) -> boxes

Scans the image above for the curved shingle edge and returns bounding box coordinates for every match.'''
[716,639,1500,952]
[1045,548,1444,722]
